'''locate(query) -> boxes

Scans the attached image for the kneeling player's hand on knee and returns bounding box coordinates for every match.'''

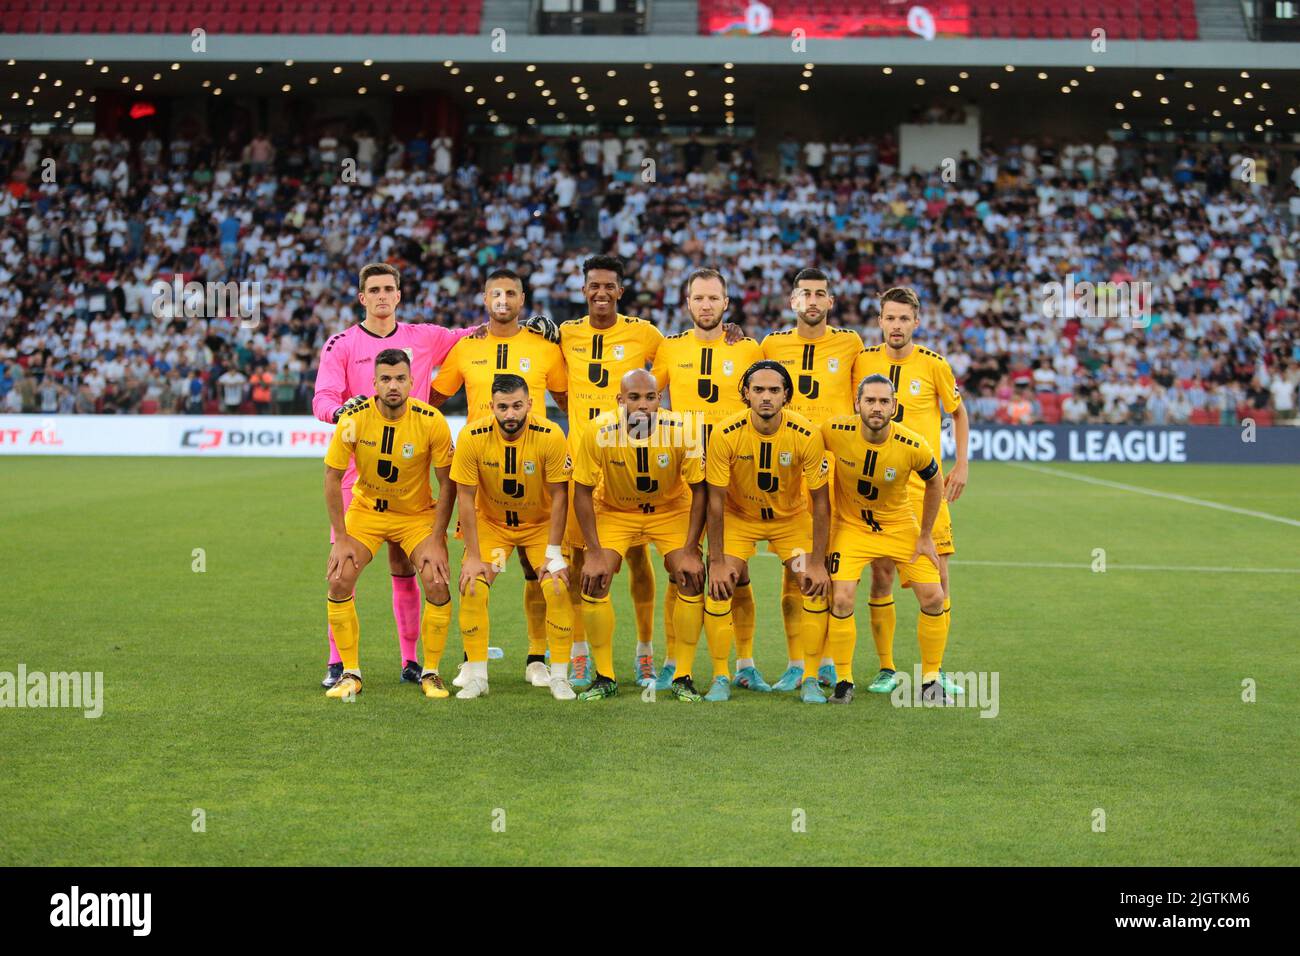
[708,559,738,601]
[910,532,939,570]
[581,552,613,597]
[800,564,830,598]
[327,537,365,583]
[460,557,488,595]
[421,543,449,586]
[675,552,705,593]
[540,567,569,592]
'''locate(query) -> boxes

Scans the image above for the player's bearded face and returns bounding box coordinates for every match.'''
[880,305,917,347]
[791,284,832,326]
[620,391,659,438]
[859,389,894,430]
[494,392,530,434]
[376,366,411,408]
[688,282,727,330]
[485,283,523,324]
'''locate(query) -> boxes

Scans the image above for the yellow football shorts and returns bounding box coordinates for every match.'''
[723,509,813,564]
[593,502,693,557]
[345,505,438,558]
[828,515,940,585]
[474,518,552,571]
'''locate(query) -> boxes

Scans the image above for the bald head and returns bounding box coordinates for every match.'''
[617,368,660,436]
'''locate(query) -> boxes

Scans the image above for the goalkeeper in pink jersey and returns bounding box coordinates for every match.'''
[313,262,481,688]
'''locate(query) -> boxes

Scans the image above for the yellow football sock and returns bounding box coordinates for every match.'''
[582,594,616,680]
[703,596,733,679]
[827,611,856,685]
[524,578,548,656]
[627,546,656,645]
[327,595,360,672]
[732,581,756,661]
[459,578,491,663]
[781,568,802,661]
[918,607,950,684]
[800,594,829,675]
[868,597,896,671]
[421,598,452,672]
[541,578,573,667]
[663,581,679,662]
[671,592,705,680]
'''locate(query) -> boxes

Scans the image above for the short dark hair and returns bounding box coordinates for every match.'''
[359,262,400,291]
[856,373,895,402]
[485,268,525,291]
[740,359,793,403]
[491,373,529,397]
[793,267,830,288]
[684,268,728,298]
[583,255,625,283]
[374,348,411,371]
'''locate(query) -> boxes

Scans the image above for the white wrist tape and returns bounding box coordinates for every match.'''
[544,545,567,573]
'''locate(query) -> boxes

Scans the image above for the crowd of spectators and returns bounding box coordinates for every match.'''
[0,123,1297,425]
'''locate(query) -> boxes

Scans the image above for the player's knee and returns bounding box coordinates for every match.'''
[917,589,944,616]
[327,583,353,601]
[831,592,855,617]
[423,579,450,605]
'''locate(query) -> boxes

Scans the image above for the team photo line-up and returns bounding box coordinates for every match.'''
[318,254,971,705]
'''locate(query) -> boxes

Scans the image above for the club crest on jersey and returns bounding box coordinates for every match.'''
[826,358,839,373]
[910,379,922,395]
[884,467,896,481]
[612,345,625,360]
[524,460,536,475]
[401,443,415,459]
[657,452,670,468]
[519,357,531,373]
[779,451,793,466]
[722,360,734,376]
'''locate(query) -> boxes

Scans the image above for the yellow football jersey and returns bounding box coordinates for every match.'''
[651,330,763,440]
[560,313,664,433]
[852,343,962,471]
[706,408,828,521]
[760,326,865,426]
[821,418,938,525]
[325,398,454,515]
[571,409,703,513]
[450,414,570,528]
[432,328,566,422]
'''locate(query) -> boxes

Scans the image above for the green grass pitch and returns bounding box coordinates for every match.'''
[1,457,1296,866]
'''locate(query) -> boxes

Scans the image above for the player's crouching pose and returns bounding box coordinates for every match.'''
[323,349,457,701]
[704,361,833,703]
[821,375,950,704]
[451,374,575,701]
[571,370,708,702]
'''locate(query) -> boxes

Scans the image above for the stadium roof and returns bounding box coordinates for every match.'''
[2,34,1299,71]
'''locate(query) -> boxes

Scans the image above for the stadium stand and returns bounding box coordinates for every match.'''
[699,0,1201,39]
[0,0,484,35]
[0,128,1296,425]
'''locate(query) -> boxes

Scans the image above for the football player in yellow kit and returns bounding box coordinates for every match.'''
[431,268,570,687]
[852,286,969,697]
[570,370,707,701]
[822,374,950,704]
[760,267,865,691]
[451,374,574,701]
[650,268,763,691]
[323,349,456,701]
[704,361,833,704]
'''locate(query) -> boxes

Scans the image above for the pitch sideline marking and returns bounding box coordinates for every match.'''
[951,559,1300,575]
[1009,463,1300,529]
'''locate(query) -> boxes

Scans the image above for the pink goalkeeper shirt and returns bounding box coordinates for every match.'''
[313,320,475,491]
